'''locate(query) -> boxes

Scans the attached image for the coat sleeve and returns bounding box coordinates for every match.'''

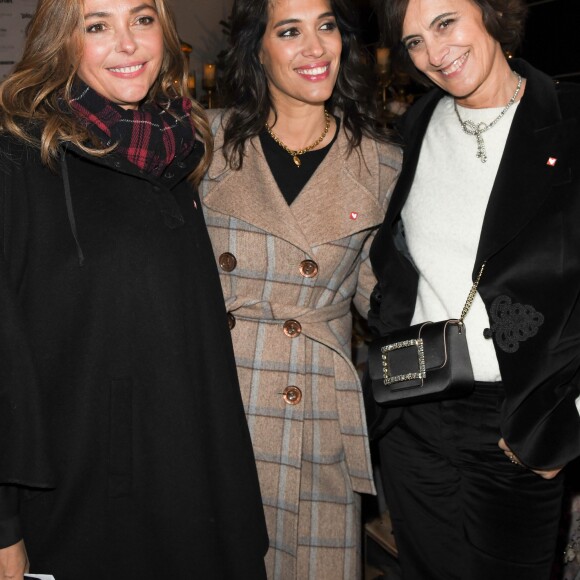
[356,140,405,439]
[0,143,55,546]
[352,231,379,320]
[0,486,20,548]
[352,140,402,320]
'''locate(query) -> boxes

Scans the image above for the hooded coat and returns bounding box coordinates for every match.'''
[0,135,268,579]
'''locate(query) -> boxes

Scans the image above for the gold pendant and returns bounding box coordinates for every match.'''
[293,155,301,167]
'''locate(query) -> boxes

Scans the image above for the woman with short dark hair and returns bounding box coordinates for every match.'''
[367,0,580,578]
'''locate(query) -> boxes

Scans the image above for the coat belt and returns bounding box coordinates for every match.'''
[226,298,376,494]
[226,299,351,324]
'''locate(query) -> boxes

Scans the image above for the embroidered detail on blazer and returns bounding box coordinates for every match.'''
[489,295,545,353]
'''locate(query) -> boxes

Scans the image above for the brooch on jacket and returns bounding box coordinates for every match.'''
[487,295,545,353]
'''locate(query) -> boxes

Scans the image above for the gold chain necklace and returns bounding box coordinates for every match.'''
[265,109,330,167]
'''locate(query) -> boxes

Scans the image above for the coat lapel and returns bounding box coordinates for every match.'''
[386,91,441,227]
[475,61,574,268]
[291,129,384,247]
[204,136,313,254]
[204,123,387,253]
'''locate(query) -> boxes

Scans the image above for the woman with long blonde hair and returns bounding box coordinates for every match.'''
[0,0,268,578]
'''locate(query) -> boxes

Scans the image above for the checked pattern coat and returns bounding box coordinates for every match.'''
[201,111,401,579]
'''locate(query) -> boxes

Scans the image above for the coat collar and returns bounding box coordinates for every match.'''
[386,93,439,223]
[65,139,203,189]
[203,118,384,254]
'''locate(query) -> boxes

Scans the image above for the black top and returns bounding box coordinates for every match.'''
[260,117,341,204]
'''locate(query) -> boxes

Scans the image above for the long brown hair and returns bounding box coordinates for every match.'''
[0,0,211,185]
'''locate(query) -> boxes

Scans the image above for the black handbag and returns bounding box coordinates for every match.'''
[368,264,485,407]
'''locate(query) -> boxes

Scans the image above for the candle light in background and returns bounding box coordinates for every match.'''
[179,39,195,97]
[180,40,192,61]
[376,47,390,71]
[374,46,393,125]
[187,71,196,98]
[202,63,216,89]
[201,63,217,108]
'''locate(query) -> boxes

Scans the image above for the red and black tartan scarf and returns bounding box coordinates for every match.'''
[68,81,196,177]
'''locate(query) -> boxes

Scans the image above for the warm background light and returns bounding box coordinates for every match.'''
[203,63,216,88]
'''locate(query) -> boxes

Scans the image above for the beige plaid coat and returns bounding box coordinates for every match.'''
[201,112,401,579]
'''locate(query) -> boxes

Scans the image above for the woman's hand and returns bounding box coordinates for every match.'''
[0,539,28,580]
[498,438,564,479]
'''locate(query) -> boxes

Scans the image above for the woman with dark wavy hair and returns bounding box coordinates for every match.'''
[0,0,268,577]
[366,0,580,578]
[200,0,401,577]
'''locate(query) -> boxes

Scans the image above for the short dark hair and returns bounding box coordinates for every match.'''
[378,0,528,86]
[220,0,392,169]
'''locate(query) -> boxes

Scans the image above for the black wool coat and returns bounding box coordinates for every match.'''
[0,136,268,579]
[367,59,580,471]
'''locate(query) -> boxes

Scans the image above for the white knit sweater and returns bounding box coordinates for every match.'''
[403,96,519,382]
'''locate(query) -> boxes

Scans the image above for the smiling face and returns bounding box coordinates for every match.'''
[259,0,342,110]
[401,0,510,106]
[77,0,164,109]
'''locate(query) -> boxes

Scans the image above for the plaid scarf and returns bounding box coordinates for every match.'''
[69,81,196,177]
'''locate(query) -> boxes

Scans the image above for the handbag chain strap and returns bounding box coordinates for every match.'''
[458,262,486,326]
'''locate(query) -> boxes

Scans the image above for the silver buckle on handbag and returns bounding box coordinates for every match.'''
[381,338,426,385]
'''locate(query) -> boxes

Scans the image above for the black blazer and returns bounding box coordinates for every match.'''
[367,59,580,471]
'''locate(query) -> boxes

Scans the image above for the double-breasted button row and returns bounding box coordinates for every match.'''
[282,386,302,405]
[283,319,302,338]
[219,252,237,272]
[219,254,317,279]
[299,259,318,278]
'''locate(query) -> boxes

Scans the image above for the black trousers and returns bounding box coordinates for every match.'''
[377,382,564,580]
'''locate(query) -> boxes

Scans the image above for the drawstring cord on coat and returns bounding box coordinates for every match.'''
[60,149,85,267]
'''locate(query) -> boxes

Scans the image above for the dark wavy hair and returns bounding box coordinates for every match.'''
[378,0,528,87]
[221,0,393,169]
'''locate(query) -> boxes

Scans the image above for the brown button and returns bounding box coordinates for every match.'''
[299,259,318,278]
[282,386,302,405]
[283,319,302,338]
[219,252,237,272]
[227,313,236,330]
